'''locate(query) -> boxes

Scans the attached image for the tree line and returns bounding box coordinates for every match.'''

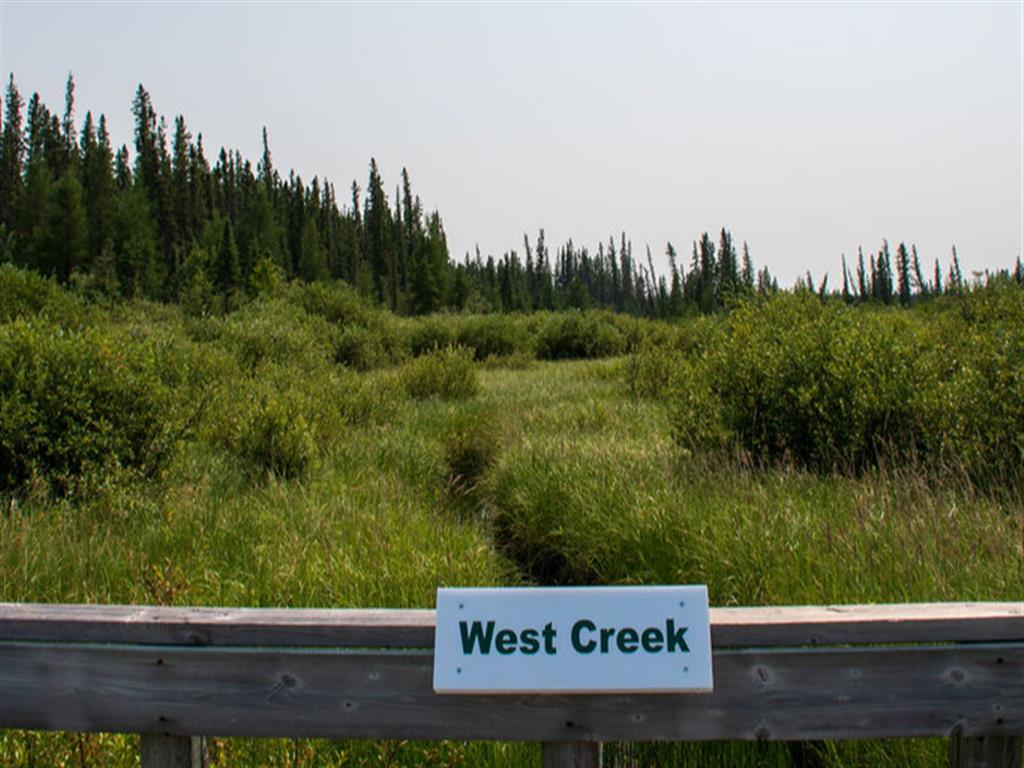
[1,74,1020,318]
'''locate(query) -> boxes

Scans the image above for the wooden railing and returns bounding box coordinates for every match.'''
[0,602,1020,767]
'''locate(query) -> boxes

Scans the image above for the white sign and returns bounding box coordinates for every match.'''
[433,585,713,694]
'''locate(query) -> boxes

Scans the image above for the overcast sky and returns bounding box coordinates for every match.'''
[2,1,1021,284]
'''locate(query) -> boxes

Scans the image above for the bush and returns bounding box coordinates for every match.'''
[233,391,318,479]
[211,363,349,478]
[625,343,679,399]
[200,299,339,372]
[336,371,408,426]
[293,281,410,369]
[454,315,528,360]
[534,311,626,360]
[400,346,479,400]
[335,325,392,371]
[0,264,94,328]
[0,321,196,495]
[663,287,1024,487]
[290,280,376,329]
[409,316,455,357]
[666,358,730,455]
[922,282,1024,485]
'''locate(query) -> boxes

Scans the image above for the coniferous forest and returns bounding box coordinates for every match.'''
[3,75,1020,319]
[1,74,1022,768]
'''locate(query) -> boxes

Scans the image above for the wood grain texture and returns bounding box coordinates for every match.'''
[140,734,207,768]
[0,642,1019,742]
[949,735,1023,768]
[0,604,436,648]
[1,602,1019,648]
[541,741,601,768]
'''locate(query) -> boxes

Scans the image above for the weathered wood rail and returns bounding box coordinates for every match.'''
[0,601,1021,767]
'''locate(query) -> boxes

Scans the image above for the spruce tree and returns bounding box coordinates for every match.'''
[81,114,117,266]
[0,75,25,235]
[60,73,78,174]
[741,241,754,295]
[363,158,395,307]
[856,247,868,301]
[171,116,193,252]
[896,242,911,306]
[298,217,327,283]
[113,185,160,298]
[19,159,53,269]
[215,217,241,295]
[911,245,926,298]
[667,242,683,316]
[44,172,88,282]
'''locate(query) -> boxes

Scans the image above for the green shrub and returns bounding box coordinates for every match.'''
[662,287,1024,487]
[234,391,318,479]
[703,295,931,470]
[290,280,376,329]
[922,282,1024,485]
[0,321,196,495]
[409,316,455,357]
[211,363,350,478]
[201,299,339,372]
[454,315,528,360]
[534,311,626,360]
[400,346,479,400]
[667,359,731,455]
[335,325,391,371]
[0,264,94,328]
[625,343,679,399]
[336,370,408,426]
[293,281,410,369]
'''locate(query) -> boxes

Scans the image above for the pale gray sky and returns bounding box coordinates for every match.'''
[2,1,1021,283]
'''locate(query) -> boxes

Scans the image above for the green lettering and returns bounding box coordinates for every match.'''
[495,629,517,654]
[616,627,639,653]
[641,626,664,653]
[600,626,615,654]
[460,620,495,655]
[542,622,558,654]
[571,619,596,654]
[666,619,689,653]
[520,628,540,655]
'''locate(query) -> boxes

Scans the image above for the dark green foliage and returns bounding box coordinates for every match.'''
[533,311,625,360]
[658,287,1024,487]
[400,346,479,400]
[232,390,318,479]
[7,73,1007,324]
[408,316,455,357]
[335,325,397,371]
[0,76,25,236]
[0,263,93,326]
[454,315,528,360]
[298,217,328,283]
[42,173,88,282]
[214,217,241,296]
[199,298,339,372]
[0,321,196,494]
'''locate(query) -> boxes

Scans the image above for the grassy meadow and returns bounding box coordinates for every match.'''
[0,265,1021,766]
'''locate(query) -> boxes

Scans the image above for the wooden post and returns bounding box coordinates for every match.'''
[949,735,1022,768]
[541,741,601,768]
[140,734,208,768]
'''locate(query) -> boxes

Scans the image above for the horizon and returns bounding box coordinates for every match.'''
[2,1,1021,285]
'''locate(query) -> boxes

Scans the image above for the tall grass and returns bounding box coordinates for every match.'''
[1,269,1020,766]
